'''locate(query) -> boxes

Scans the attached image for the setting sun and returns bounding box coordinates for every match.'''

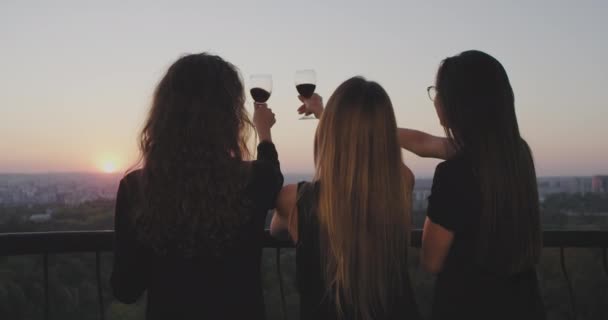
[101,161,117,174]
[97,154,125,174]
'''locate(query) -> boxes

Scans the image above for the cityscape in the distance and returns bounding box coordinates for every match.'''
[1,173,607,223]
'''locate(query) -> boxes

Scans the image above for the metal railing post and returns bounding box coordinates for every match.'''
[95,251,105,320]
[43,253,49,320]
[560,247,577,320]
[602,247,608,278]
[276,247,288,320]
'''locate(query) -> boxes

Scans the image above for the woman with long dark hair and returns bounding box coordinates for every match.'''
[271,77,420,320]
[110,53,283,320]
[400,50,545,319]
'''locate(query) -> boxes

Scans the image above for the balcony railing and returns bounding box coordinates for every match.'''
[1,230,607,320]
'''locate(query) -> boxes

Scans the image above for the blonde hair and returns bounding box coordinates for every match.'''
[313,77,412,319]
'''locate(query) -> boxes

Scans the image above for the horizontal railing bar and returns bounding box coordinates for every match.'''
[0,229,607,256]
[542,230,608,247]
[0,230,115,256]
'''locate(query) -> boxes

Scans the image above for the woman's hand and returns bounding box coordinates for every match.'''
[297,93,324,119]
[253,103,276,142]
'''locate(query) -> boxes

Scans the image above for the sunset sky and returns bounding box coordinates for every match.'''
[1,0,606,177]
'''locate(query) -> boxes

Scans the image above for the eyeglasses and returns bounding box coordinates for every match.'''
[427,86,437,101]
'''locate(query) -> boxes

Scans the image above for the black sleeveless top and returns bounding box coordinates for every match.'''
[295,181,421,320]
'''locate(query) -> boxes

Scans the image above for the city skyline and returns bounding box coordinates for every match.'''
[1,0,607,177]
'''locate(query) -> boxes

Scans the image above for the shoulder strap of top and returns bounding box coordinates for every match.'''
[296,181,319,246]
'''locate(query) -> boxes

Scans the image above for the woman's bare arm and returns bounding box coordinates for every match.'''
[397,128,454,160]
[270,184,298,241]
[421,217,454,274]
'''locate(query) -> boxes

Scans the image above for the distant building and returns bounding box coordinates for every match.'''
[537,176,593,198]
[413,189,432,210]
[29,209,54,223]
[412,179,433,210]
[592,175,608,193]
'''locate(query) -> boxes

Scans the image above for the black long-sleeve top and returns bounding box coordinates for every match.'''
[110,141,283,320]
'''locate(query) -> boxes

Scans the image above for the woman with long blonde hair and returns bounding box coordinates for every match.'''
[271,77,420,320]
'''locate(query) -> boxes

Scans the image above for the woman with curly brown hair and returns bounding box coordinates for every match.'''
[110,53,283,320]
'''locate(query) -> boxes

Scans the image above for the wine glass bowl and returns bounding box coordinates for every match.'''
[250,74,273,103]
[295,69,316,98]
[295,69,317,119]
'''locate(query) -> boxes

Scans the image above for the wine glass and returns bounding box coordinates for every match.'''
[295,69,317,120]
[250,74,273,104]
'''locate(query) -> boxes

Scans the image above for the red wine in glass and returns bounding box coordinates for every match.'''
[250,74,273,104]
[295,69,317,119]
[250,88,271,103]
[296,84,316,99]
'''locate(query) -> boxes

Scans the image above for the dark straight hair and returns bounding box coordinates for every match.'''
[436,50,541,274]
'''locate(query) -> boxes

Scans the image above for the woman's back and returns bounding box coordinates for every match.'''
[295,182,420,320]
[111,142,282,320]
[427,156,544,319]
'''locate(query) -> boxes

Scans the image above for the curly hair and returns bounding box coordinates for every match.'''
[131,53,254,257]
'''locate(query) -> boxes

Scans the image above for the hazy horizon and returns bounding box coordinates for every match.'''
[2,0,607,177]
[0,171,604,181]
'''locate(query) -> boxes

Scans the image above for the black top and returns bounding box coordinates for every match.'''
[295,181,421,320]
[427,156,545,320]
[110,141,283,320]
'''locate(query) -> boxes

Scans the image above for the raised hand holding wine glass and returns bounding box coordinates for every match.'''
[297,93,324,119]
[253,103,275,142]
[295,69,317,119]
